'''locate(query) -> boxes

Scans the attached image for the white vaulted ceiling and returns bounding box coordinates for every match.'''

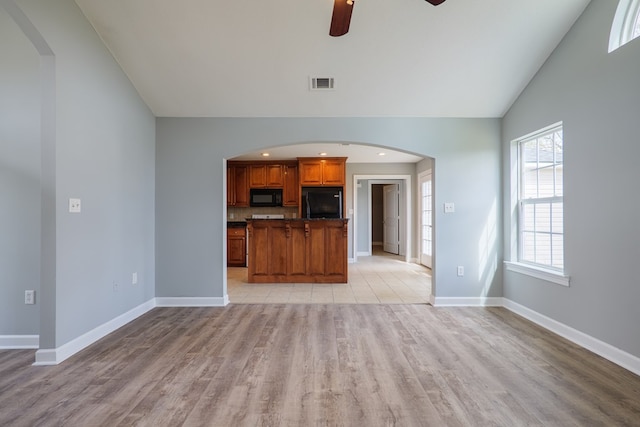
[74,0,591,119]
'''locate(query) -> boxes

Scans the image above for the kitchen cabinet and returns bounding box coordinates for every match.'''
[283,164,299,206]
[246,218,348,283]
[247,220,287,277]
[249,164,284,188]
[228,158,343,207]
[227,165,248,207]
[306,220,347,279]
[298,157,346,186]
[227,224,247,267]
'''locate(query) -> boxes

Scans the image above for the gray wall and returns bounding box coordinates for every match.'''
[156,118,502,300]
[0,6,40,335]
[356,180,371,254]
[2,0,156,348]
[502,0,640,358]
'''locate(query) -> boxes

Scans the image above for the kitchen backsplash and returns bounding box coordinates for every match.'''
[227,206,298,221]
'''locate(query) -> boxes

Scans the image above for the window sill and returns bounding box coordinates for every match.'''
[504,261,570,287]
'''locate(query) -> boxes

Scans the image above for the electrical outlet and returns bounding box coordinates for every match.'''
[132,272,138,285]
[444,202,455,213]
[69,198,81,213]
[457,266,465,277]
[25,290,35,305]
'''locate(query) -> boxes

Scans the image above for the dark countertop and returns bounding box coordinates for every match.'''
[227,221,247,228]
[245,218,348,222]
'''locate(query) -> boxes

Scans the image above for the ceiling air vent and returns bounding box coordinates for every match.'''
[310,77,335,91]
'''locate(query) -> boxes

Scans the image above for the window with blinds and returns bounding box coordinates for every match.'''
[518,124,564,271]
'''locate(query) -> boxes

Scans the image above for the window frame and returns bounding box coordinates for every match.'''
[505,122,570,287]
[609,0,640,52]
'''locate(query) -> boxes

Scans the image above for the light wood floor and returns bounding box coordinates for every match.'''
[228,252,432,304]
[2,305,639,426]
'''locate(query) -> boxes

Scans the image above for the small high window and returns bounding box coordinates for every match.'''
[609,0,640,52]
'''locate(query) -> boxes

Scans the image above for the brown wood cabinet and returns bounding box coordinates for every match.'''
[306,220,348,279]
[228,158,344,209]
[298,157,346,186]
[227,165,248,207]
[227,225,247,267]
[249,164,284,188]
[246,219,348,283]
[283,164,299,206]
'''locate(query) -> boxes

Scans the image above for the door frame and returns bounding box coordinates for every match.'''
[418,169,433,268]
[352,175,412,263]
[382,183,400,255]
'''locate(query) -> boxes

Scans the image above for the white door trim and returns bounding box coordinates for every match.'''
[383,184,400,254]
[418,169,433,268]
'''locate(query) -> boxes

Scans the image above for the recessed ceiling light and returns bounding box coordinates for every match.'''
[378,152,386,156]
[261,152,270,157]
[319,152,328,156]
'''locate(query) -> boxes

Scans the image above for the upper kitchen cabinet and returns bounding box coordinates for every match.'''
[249,164,284,188]
[298,157,346,186]
[283,163,299,206]
[227,164,248,207]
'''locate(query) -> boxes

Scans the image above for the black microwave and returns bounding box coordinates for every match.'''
[250,188,283,207]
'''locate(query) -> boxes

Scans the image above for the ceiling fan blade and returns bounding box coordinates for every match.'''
[425,0,447,5]
[329,0,354,37]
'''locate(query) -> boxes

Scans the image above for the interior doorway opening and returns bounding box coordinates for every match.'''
[371,183,401,256]
[352,175,412,264]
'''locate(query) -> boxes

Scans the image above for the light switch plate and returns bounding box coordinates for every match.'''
[69,198,81,213]
[25,290,35,305]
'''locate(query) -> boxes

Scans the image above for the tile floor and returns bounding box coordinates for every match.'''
[228,249,432,304]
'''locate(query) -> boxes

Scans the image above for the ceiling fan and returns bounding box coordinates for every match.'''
[330,0,447,37]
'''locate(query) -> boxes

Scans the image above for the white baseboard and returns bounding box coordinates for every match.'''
[433,296,504,307]
[0,335,39,349]
[25,293,640,377]
[32,295,231,366]
[503,299,640,377]
[155,296,229,307]
[432,296,640,376]
[33,298,156,366]
[356,251,371,257]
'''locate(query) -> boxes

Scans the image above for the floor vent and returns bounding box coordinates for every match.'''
[310,77,335,90]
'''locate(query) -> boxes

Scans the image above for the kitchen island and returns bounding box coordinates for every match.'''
[246,218,349,283]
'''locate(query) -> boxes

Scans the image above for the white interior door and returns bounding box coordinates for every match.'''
[383,184,400,254]
[419,171,433,268]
